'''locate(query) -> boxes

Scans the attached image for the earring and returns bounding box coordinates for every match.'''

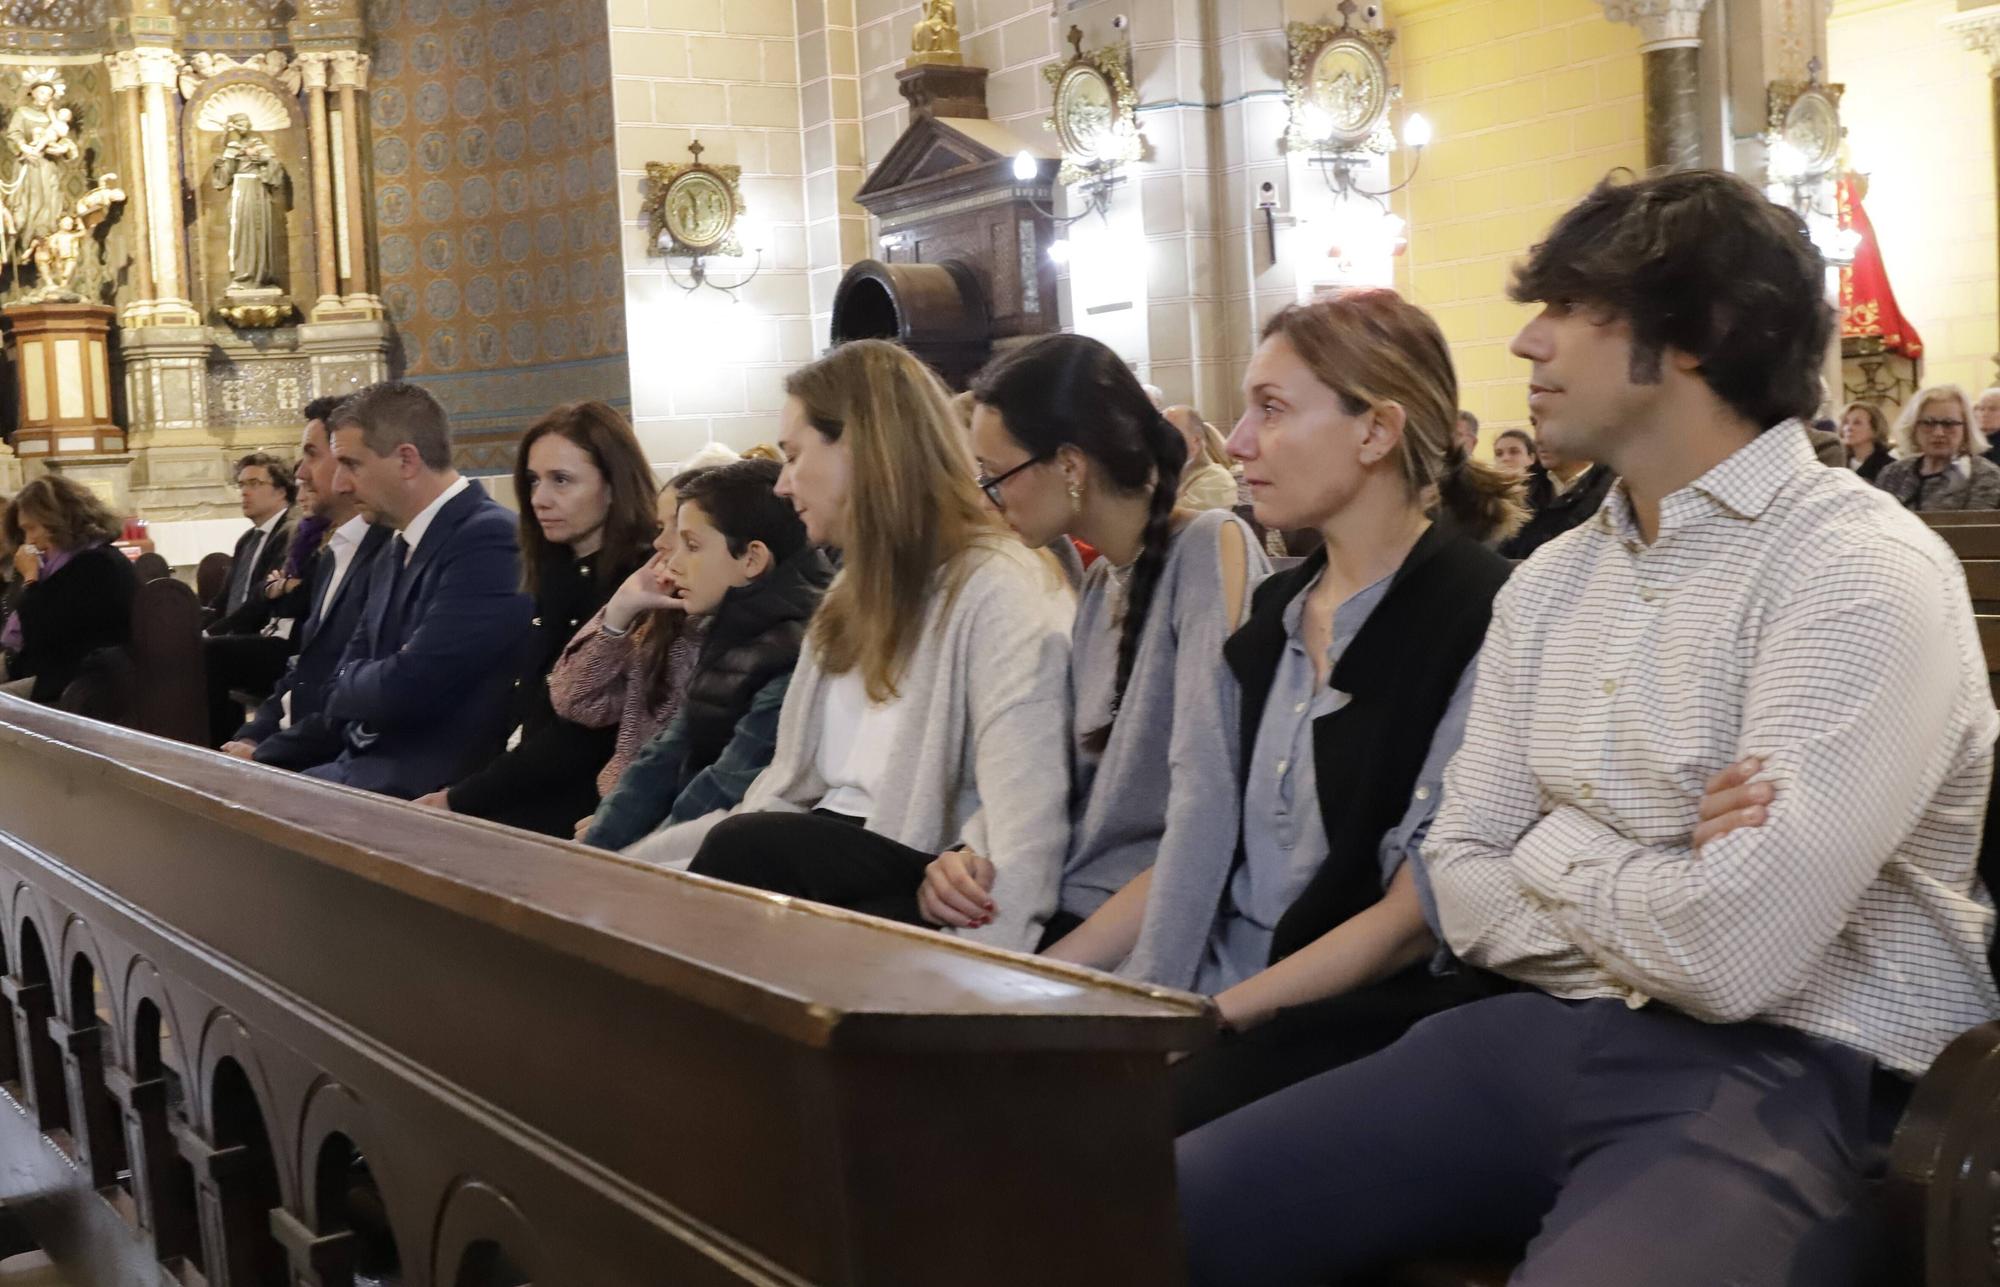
[1067,477,1083,514]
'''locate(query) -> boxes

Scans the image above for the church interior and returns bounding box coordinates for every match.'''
[0,0,1996,1283]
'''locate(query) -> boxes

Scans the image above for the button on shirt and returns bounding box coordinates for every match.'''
[1197,568,1474,994]
[1425,423,2000,1075]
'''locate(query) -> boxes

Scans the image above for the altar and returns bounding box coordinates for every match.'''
[0,24,392,538]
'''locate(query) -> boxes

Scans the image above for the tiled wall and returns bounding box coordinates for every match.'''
[366,0,631,468]
[1830,0,1998,401]
[1385,0,1646,443]
[610,0,813,464]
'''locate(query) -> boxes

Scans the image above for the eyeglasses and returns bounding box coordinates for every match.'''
[1916,418,1967,431]
[975,452,1052,509]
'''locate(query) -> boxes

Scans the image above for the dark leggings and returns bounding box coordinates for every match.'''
[688,809,935,925]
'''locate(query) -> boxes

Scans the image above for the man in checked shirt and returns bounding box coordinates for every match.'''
[1178,169,2000,1286]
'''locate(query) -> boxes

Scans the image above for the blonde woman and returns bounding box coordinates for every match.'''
[1874,384,2000,511]
[1167,405,1242,512]
[629,340,1075,953]
[1837,400,1893,482]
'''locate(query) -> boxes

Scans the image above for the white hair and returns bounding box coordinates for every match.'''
[1893,384,1990,457]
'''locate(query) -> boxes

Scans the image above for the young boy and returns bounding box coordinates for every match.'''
[582,459,831,852]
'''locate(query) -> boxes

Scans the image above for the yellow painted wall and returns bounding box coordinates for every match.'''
[1387,0,1647,444]
[1830,0,1999,400]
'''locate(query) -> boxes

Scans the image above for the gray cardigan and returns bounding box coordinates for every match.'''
[1064,510,1267,945]
[626,538,1075,953]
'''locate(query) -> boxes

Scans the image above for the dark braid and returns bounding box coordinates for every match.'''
[1108,412,1186,726]
[969,333,1187,751]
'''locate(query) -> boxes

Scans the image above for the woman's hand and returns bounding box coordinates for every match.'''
[572,815,594,841]
[1693,757,1771,853]
[918,847,996,928]
[12,546,39,584]
[412,790,451,810]
[603,552,683,631]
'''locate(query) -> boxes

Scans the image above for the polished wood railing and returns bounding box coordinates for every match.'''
[0,698,1210,1286]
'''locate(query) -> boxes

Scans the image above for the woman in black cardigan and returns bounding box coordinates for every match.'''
[2,475,137,705]
[1839,399,1894,482]
[415,401,659,836]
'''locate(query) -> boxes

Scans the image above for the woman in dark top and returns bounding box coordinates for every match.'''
[1156,291,1524,1132]
[1,475,137,706]
[415,401,658,835]
[1839,399,1894,482]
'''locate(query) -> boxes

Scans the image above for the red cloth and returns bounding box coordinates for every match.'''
[1837,175,1923,360]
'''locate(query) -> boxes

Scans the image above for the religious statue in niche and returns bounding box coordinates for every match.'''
[1,70,80,268]
[211,114,285,289]
[909,0,962,66]
[190,78,297,327]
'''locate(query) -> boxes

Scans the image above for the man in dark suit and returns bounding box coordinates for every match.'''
[297,381,532,798]
[201,449,304,743]
[206,452,297,635]
[220,395,391,766]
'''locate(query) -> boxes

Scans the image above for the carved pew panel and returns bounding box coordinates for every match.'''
[0,697,1210,1286]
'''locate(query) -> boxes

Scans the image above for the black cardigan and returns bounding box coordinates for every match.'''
[445,541,647,835]
[1224,523,1512,964]
[12,544,138,705]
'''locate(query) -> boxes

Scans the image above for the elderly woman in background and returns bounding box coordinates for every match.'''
[1874,384,2000,512]
[1838,400,1894,483]
[1166,405,1242,512]
[0,475,137,704]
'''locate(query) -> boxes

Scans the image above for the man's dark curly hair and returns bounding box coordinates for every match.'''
[1509,169,1834,431]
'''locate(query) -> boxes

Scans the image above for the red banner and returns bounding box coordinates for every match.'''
[1837,174,1923,359]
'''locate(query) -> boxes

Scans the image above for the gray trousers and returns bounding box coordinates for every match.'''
[1177,992,1901,1287]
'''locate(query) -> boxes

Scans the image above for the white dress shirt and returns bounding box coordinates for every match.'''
[315,513,373,623]
[398,474,470,564]
[1425,423,2000,1076]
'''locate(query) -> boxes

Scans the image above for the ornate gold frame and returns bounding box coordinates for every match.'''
[1041,26,1144,187]
[1285,15,1398,155]
[642,139,746,260]
[1766,62,1845,180]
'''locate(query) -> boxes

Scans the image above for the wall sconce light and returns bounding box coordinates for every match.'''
[1013,149,1123,230]
[642,139,765,301]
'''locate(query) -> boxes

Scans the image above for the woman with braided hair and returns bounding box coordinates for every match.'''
[1165,290,1523,1132]
[939,334,1265,954]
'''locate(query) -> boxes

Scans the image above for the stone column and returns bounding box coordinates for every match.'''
[133,47,200,326]
[1602,0,1712,171]
[295,53,342,318]
[329,51,380,315]
[1947,4,2000,371]
[103,52,156,309]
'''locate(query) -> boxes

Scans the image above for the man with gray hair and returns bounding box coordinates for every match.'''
[299,380,532,797]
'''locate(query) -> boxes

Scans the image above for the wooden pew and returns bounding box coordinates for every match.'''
[1934,525,2000,560]
[0,699,1208,1286]
[1920,511,2000,528]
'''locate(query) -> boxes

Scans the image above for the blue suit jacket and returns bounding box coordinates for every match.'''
[242,521,394,769]
[302,485,532,798]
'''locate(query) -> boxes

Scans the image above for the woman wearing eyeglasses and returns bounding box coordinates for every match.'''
[940,334,1267,952]
[628,340,1075,954]
[1874,384,2000,511]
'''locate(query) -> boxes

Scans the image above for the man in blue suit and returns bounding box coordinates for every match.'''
[220,395,393,769]
[298,381,531,798]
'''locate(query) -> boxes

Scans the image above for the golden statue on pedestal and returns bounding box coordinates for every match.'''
[909,0,963,67]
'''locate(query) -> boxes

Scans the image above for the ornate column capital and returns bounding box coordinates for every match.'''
[1600,0,1710,51]
[132,46,184,92]
[328,50,370,91]
[296,50,332,91]
[104,51,141,93]
[1945,5,2000,74]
